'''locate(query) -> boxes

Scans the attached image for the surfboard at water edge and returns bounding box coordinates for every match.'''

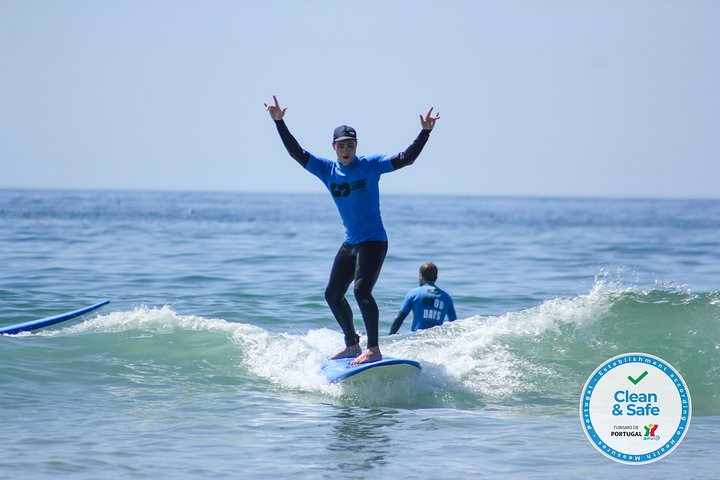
[322,357,421,383]
[0,300,110,335]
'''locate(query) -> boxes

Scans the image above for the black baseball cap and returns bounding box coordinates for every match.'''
[333,125,357,142]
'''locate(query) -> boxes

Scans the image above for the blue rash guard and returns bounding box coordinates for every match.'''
[392,283,457,333]
[305,154,394,244]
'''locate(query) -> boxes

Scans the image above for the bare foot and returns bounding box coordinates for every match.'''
[349,347,382,365]
[329,344,361,360]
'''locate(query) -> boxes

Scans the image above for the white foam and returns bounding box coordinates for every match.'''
[58,305,237,335]
[231,326,340,394]
[381,283,618,404]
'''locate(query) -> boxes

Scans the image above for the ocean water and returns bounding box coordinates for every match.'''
[1,189,719,479]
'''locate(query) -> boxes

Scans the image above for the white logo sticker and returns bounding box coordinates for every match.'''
[580,353,691,464]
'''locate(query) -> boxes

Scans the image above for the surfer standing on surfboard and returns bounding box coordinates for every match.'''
[264,96,439,365]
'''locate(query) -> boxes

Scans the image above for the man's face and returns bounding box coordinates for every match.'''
[333,140,357,166]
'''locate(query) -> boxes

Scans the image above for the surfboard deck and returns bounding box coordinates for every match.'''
[0,300,110,335]
[322,356,421,383]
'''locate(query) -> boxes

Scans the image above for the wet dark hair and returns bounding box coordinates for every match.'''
[419,262,438,282]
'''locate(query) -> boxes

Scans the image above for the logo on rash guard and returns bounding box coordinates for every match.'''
[331,183,350,197]
[351,178,367,194]
[331,179,367,197]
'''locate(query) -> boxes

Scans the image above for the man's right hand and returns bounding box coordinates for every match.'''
[264,95,287,121]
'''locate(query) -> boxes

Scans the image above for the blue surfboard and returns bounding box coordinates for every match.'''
[0,300,110,335]
[322,357,421,383]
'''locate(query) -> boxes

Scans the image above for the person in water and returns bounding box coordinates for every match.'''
[389,262,456,335]
[264,95,440,365]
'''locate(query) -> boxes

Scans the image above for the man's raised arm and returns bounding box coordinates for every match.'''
[264,95,310,167]
[391,107,441,170]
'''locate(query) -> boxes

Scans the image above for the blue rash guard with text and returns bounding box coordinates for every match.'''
[398,283,457,331]
[305,154,395,244]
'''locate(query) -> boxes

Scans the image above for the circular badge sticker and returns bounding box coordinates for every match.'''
[580,353,691,464]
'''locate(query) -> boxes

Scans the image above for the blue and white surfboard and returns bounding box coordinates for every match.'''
[322,356,421,383]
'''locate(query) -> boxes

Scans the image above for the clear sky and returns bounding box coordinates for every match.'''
[1,0,718,198]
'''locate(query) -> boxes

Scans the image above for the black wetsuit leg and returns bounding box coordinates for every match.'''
[325,241,388,348]
[353,241,388,349]
[325,243,359,347]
